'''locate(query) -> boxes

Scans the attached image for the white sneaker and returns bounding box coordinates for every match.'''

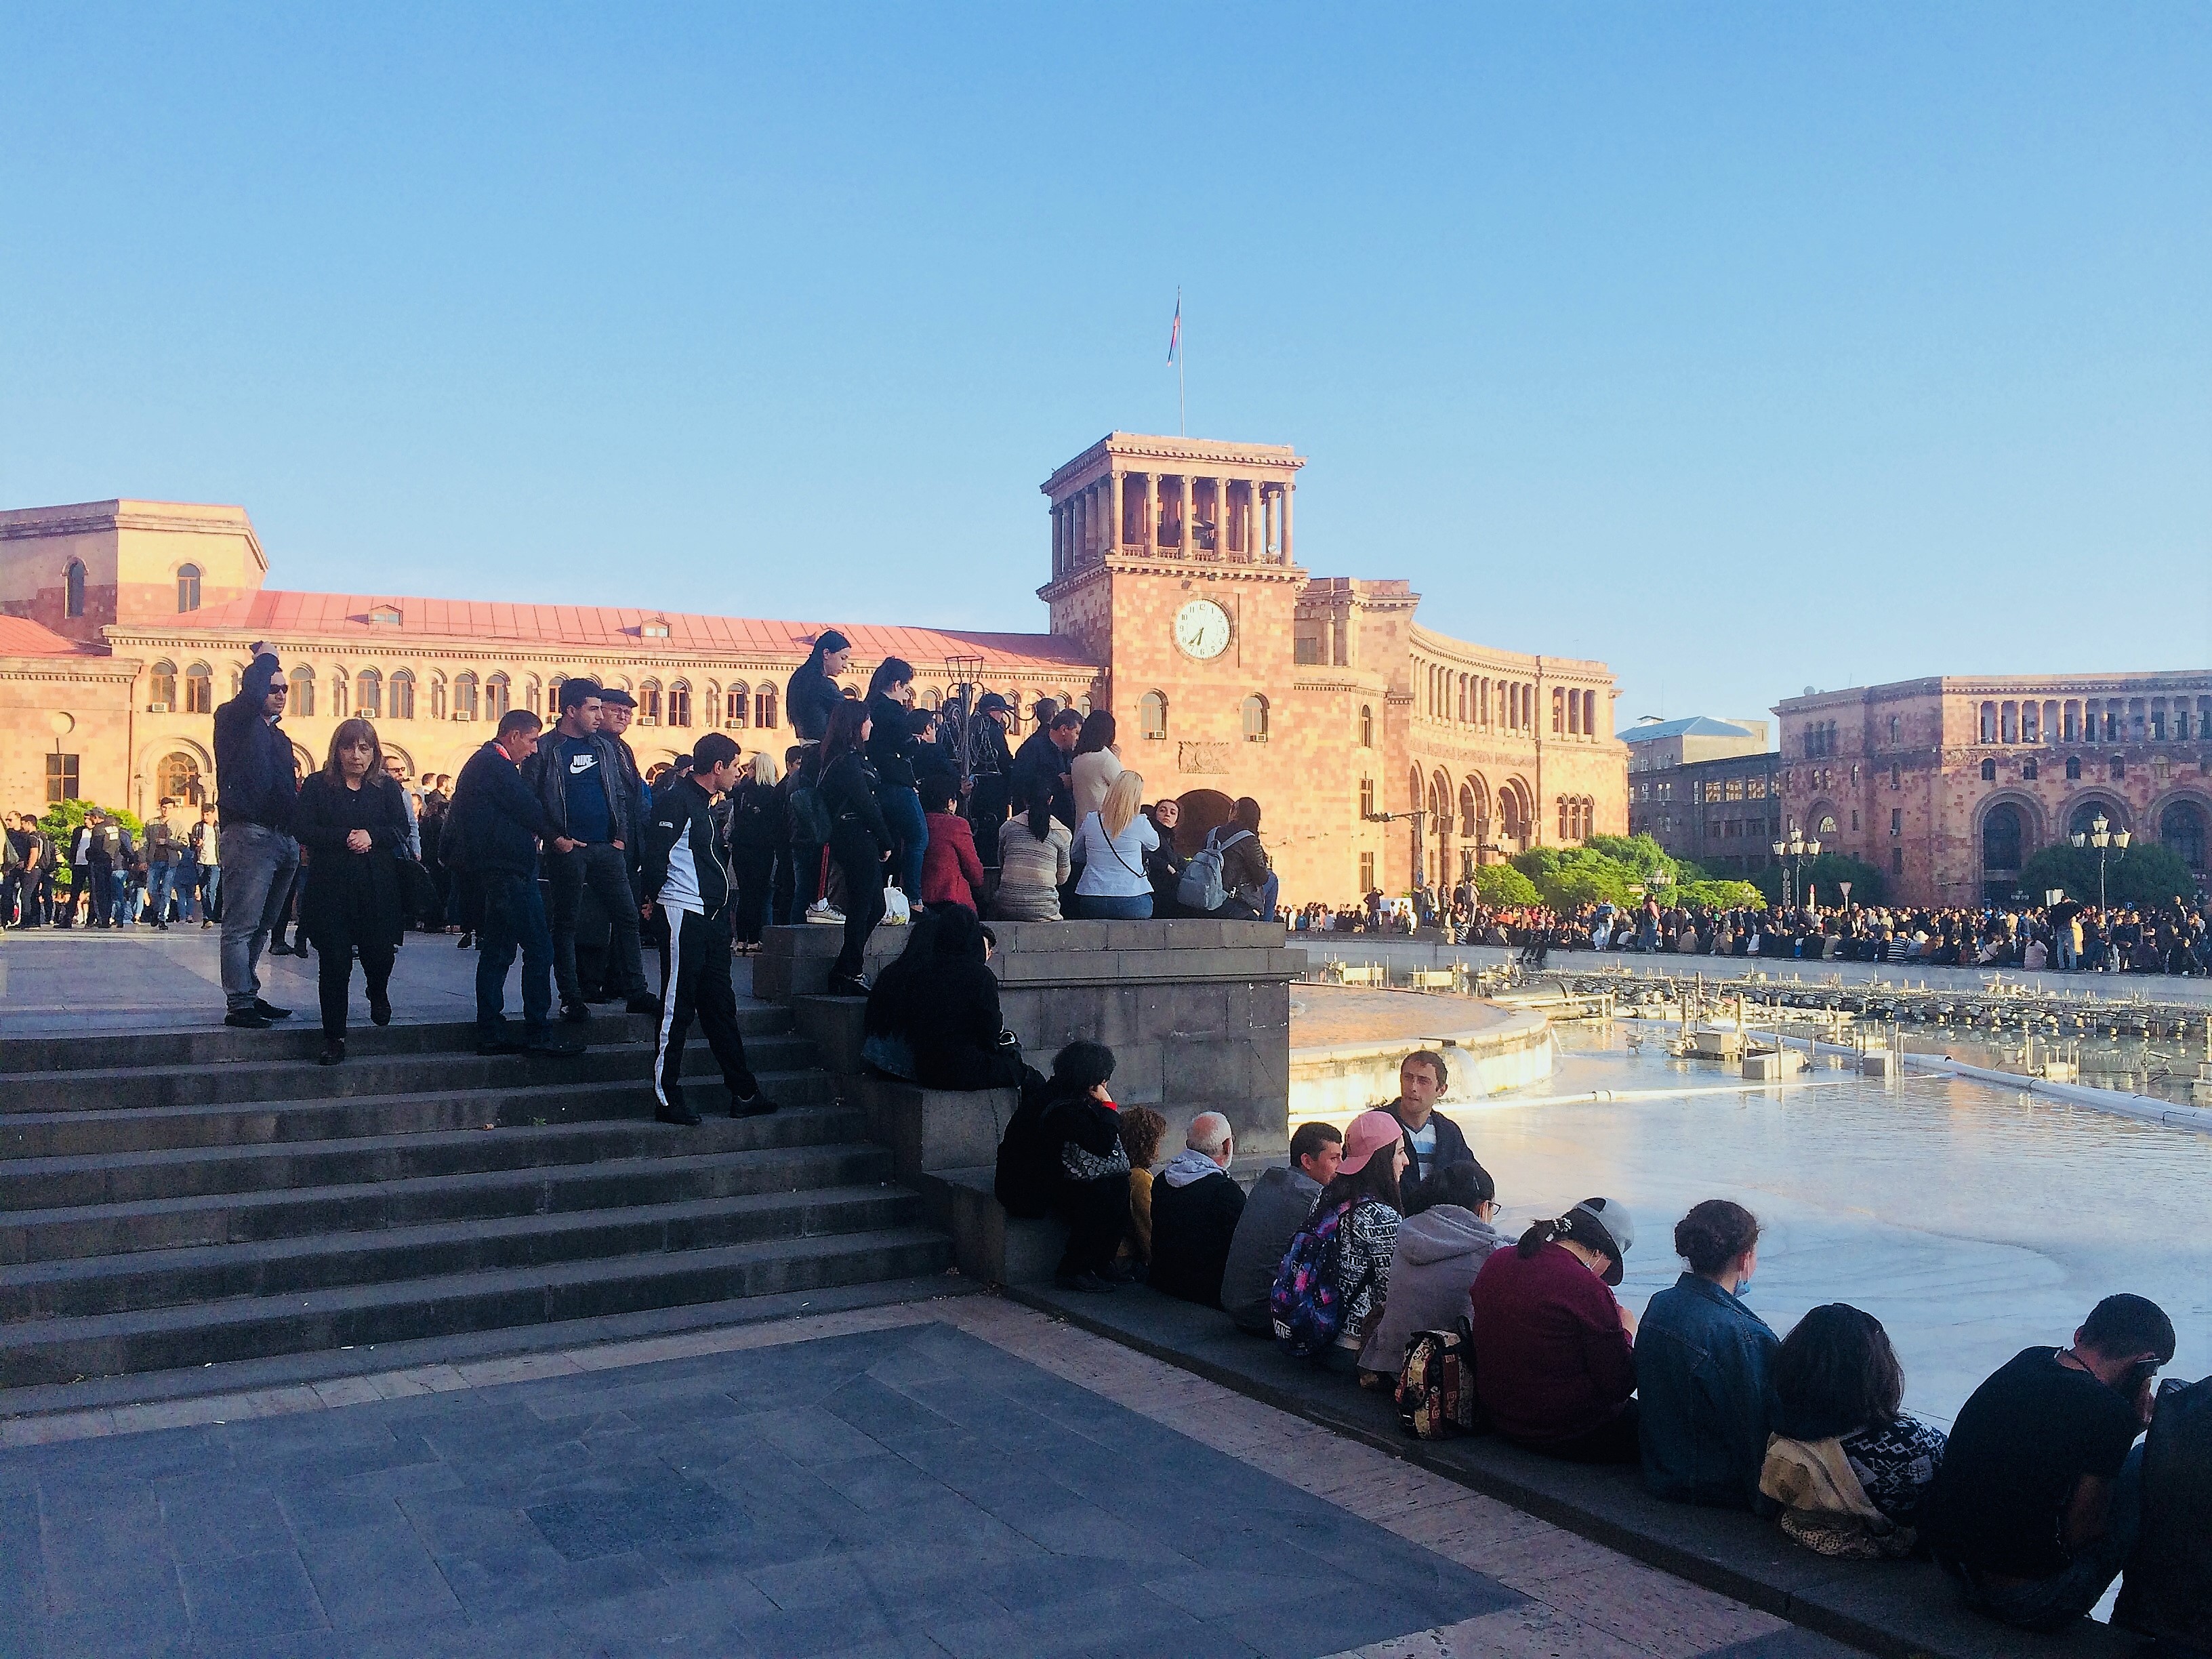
[805,899,845,925]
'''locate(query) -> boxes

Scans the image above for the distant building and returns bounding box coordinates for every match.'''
[1622,718,1780,875]
[1773,675,2212,905]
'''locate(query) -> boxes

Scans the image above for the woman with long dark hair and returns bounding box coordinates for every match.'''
[1635,1200,1780,1508]
[785,628,851,744]
[863,656,928,898]
[1069,709,1123,827]
[816,699,893,996]
[294,718,411,1065]
[1469,1197,1640,1461]
[1774,1304,1946,1526]
[991,774,1072,920]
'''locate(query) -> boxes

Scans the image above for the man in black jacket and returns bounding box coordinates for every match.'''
[1389,1049,1472,1198]
[449,709,581,1056]
[1012,709,1082,832]
[213,649,300,1026]
[520,680,656,1022]
[1149,1113,1248,1309]
[641,733,777,1126]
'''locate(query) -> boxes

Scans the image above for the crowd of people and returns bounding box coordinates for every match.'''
[1294,886,2212,979]
[987,1045,2207,1643]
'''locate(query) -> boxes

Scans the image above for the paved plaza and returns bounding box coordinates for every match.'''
[0,1296,1830,1659]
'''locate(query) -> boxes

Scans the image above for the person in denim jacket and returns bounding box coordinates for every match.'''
[1637,1200,1780,1508]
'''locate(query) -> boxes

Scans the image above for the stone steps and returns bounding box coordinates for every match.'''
[0,1007,951,1391]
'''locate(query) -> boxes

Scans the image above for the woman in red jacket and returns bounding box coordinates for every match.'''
[1469,1197,1641,1462]
[916,775,985,912]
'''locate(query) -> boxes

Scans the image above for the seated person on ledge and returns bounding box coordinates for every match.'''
[1147,1112,1246,1309]
[1925,1293,2173,1633]
[1636,1200,1778,1510]
[1769,1303,1947,1533]
[1356,1158,1504,1376]
[915,774,984,913]
[1220,1121,1343,1334]
[1469,1198,1641,1463]
[2115,1363,2212,1653]
[1115,1106,1167,1273]
[861,907,1027,1090]
[1387,1048,1472,1195]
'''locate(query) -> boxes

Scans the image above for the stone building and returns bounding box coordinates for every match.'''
[0,432,1626,902]
[1773,674,2212,905]
[1622,718,1781,874]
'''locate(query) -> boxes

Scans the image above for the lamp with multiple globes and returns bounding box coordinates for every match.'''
[2068,812,2130,910]
[1769,823,1821,911]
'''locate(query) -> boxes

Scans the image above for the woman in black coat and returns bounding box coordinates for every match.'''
[295,718,411,1064]
[897,907,1029,1090]
[726,750,786,951]
[816,700,895,996]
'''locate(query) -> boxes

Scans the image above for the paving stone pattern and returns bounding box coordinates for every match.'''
[0,1296,1826,1659]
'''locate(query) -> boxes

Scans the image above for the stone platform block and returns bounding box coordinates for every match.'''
[848,1077,1020,1187]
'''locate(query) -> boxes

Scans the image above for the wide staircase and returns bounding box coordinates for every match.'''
[0,1006,950,1393]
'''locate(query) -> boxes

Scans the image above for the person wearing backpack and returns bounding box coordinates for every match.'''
[1271,1109,1407,1379]
[1179,797,1275,920]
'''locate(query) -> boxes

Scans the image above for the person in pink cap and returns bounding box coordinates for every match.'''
[1309,1109,1410,1380]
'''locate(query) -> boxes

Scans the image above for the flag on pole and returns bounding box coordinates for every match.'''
[1166,292,1181,365]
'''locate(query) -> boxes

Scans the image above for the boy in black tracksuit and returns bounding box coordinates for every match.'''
[641,734,777,1126]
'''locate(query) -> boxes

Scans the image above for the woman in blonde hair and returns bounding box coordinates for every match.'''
[1071,769,1160,920]
[728,748,784,952]
[295,717,411,1065]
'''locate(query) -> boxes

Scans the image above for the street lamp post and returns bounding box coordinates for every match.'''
[1769,822,1821,912]
[2069,813,2130,911]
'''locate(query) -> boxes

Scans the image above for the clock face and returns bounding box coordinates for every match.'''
[1174,599,1231,660]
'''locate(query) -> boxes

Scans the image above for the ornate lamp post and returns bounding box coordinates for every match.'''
[1770,822,1820,912]
[2069,812,2129,910]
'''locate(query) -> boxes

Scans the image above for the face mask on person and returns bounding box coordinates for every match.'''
[1734,1271,1754,1298]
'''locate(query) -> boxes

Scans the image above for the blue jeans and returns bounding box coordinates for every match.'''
[199,864,221,921]
[2057,939,2077,970]
[220,824,300,1010]
[147,861,179,924]
[878,785,928,899]
[476,869,555,1043]
[1076,891,1153,920]
[1958,1446,2143,1633]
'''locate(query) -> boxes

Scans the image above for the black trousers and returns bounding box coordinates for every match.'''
[316,941,396,1038]
[731,846,775,944]
[1052,1174,1128,1277]
[548,843,647,1003]
[653,905,757,1109]
[828,830,884,980]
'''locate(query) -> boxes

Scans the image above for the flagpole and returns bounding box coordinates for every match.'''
[1177,286,1186,435]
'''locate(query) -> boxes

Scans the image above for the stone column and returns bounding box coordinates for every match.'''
[1052,503,1065,576]
[1105,471,1121,552]
[1281,480,1294,564]
[1143,474,1158,558]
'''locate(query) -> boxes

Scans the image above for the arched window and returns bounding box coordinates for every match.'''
[1241,695,1269,742]
[726,680,750,728]
[485,674,510,720]
[184,662,213,714]
[2162,802,2207,872]
[756,689,777,729]
[331,670,348,718]
[148,660,178,710]
[2110,755,2126,781]
[703,684,722,729]
[1359,704,1374,747]
[64,560,85,618]
[429,675,447,721]
[289,667,316,717]
[1558,796,1570,840]
[639,679,662,724]
[668,680,691,727]
[157,752,204,804]
[547,675,566,718]
[176,564,202,613]
[457,673,482,721]
[356,668,382,718]
[1139,690,1168,740]
[1982,804,2024,871]
[2065,755,2081,780]
[389,670,415,720]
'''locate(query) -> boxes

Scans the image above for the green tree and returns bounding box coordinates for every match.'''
[1753,851,1885,907]
[1674,878,1763,909]
[35,800,144,889]
[1471,863,1539,906]
[2018,840,2194,908]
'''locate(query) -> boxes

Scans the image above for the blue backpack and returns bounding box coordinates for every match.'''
[1269,1200,1368,1360]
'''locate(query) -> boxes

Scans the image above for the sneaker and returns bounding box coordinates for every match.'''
[729,1089,779,1119]
[560,1001,592,1024]
[369,994,392,1027]
[804,899,845,926]
[224,1010,272,1029]
[267,940,293,955]
[825,973,869,998]
[455,933,473,949]
[625,993,662,1016]
[656,1102,703,1127]
[254,1000,293,1021]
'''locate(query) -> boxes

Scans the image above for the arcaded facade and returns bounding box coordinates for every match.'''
[1774,674,2212,905]
[1,434,1626,906]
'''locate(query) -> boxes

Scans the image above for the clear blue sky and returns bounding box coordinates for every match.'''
[5,4,2207,734]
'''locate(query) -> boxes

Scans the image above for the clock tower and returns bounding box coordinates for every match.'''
[1038,434,1309,828]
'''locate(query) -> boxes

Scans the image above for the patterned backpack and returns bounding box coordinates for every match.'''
[1396,1321,1483,1440]
[1270,1201,1364,1361]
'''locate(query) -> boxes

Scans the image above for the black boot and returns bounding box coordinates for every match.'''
[319,1038,345,1065]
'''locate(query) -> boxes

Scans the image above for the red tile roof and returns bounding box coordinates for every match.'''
[169,591,1099,673]
[0,615,104,657]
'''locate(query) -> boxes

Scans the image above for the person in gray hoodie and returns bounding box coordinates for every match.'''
[1218,1122,1345,1334]
[1357,1159,1504,1375]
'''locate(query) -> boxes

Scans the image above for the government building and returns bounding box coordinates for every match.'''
[0,433,1626,903]
[1773,675,2212,905]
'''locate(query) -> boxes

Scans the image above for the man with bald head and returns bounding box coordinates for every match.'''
[1148,1111,1248,1309]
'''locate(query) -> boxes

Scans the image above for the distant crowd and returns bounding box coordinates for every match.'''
[992,1045,2209,1645]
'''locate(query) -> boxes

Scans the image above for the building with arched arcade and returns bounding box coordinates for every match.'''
[1774,675,2212,905]
[1,437,1626,903]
